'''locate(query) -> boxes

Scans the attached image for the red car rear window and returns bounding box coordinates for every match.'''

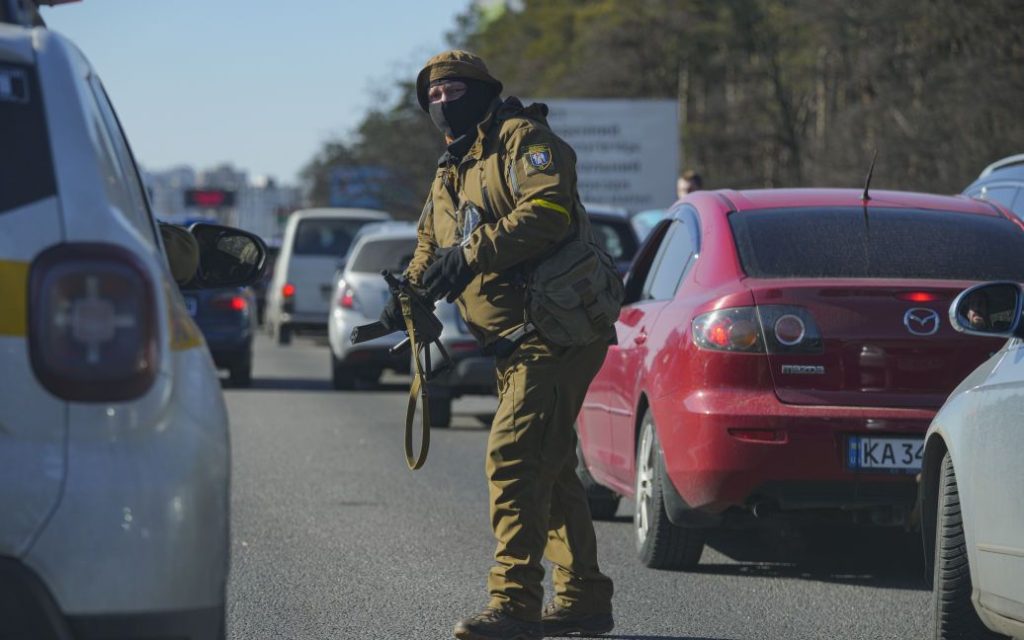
[729,207,1024,281]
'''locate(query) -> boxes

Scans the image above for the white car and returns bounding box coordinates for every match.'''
[328,224,417,389]
[920,281,1024,640]
[1,11,264,639]
[266,207,390,345]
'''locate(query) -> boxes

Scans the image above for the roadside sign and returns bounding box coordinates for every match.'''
[535,99,679,210]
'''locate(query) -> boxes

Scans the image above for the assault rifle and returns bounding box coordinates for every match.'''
[350,270,451,470]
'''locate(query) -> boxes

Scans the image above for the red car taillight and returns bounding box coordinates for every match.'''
[212,293,247,312]
[28,243,158,402]
[693,305,823,354]
[337,282,356,310]
[693,307,764,352]
[282,283,295,298]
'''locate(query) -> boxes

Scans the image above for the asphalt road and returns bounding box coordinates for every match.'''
[224,334,932,639]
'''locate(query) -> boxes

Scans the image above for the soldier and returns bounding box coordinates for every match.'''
[380,50,616,640]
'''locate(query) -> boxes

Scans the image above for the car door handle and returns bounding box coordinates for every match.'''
[634,331,647,346]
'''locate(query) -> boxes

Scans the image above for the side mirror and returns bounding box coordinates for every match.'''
[949,282,1023,338]
[183,223,267,290]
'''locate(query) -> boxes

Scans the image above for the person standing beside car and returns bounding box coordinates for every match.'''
[377,50,617,640]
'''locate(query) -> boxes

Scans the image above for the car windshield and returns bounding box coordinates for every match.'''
[293,218,372,257]
[591,218,639,261]
[729,207,1024,281]
[349,237,416,273]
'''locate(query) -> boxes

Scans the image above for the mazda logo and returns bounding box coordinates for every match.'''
[904,307,940,336]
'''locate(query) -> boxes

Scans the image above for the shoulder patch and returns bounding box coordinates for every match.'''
[525,144,553,171]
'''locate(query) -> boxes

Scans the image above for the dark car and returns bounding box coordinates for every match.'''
[963,153,1024,219]
[586,205,641,276]
[182,286,257,386]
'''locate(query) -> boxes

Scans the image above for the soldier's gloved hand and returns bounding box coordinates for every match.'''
[423,246,476,303]
[378,293,405,332]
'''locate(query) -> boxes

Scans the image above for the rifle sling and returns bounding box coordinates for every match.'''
[400,292,431,470]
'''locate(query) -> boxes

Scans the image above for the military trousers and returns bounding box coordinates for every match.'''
[485,334,614,621]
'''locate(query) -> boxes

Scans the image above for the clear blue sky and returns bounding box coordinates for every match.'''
[44,0,471,184]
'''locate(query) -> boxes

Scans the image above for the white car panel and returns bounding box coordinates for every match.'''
[25,342,229,613]
[966,340,1024,622]
[0,199,66,557]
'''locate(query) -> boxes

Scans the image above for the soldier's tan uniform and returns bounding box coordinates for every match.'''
[408,51,614,622]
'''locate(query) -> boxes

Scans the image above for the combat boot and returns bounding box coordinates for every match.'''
[453,608,543,640]
[541,602,614,637]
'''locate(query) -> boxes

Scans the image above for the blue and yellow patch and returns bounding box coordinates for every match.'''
[524,144,553,171]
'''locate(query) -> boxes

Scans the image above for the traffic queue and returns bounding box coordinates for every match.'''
[3,1,1024,638]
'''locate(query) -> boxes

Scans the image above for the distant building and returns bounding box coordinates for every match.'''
[145,163,299,243]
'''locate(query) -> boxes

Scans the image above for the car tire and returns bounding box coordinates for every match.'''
[275,322,292,346]
[932,452,1005,639]
[426,391,452,428]
[229,362,252,388]
[331,353,355,390]
[575,430,620,520]
[634,410,705,570]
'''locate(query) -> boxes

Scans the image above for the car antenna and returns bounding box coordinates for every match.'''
[861,149,877,271]
[862,149,878,202]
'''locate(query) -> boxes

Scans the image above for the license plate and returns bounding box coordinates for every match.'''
[183,296,198,317]
[847,436,923,473]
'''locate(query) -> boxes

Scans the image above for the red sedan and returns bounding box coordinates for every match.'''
[575,188,1024,569]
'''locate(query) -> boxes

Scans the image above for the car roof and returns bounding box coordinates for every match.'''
[0,23,38,62]
[289,207,391,221]
[353,225,417,243]
[714,188,999,216]
[584,203,630,219]
[977,154,1024,180]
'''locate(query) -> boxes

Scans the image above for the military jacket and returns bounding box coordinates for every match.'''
[407,97,585,346]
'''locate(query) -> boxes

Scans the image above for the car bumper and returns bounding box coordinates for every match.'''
[659,387,934,518]
[430,354,496,395]
[201,328,252,368]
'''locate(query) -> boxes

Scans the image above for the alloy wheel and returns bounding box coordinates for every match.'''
[635,422,656,545]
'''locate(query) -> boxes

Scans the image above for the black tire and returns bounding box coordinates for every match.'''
[426,390,452,428]
[634,410,705,570]
[275,322,292,345]
[331,353,355,390]
[575,430,620,520]
[229,362,252,388]
[932,452,1005,639]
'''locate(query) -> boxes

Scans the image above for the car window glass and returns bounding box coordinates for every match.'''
[590,218,639,262]
[0,63,57,213]
[293,219,371,257]
[979,186,1019,211]
[643,221,694,300]
[349,238,417,273]
[87,75,159,247]
[730,207,1024,280]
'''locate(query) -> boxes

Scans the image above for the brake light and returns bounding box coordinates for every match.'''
[898,291,941,302]
[337,282,356,309]
[212,293,247,312]
[693,305,823,354]
[28,243,158,402]
[282,283,295,298]
[692,308,764,352]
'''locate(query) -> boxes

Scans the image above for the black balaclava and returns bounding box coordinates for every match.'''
[428,78,499,140]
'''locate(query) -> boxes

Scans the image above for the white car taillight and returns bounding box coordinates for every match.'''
[29,244,158,402]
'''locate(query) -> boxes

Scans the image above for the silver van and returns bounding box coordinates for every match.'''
[266,208,390,344]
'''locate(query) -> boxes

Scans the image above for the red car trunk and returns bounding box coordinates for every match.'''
[747,279,1006,409]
